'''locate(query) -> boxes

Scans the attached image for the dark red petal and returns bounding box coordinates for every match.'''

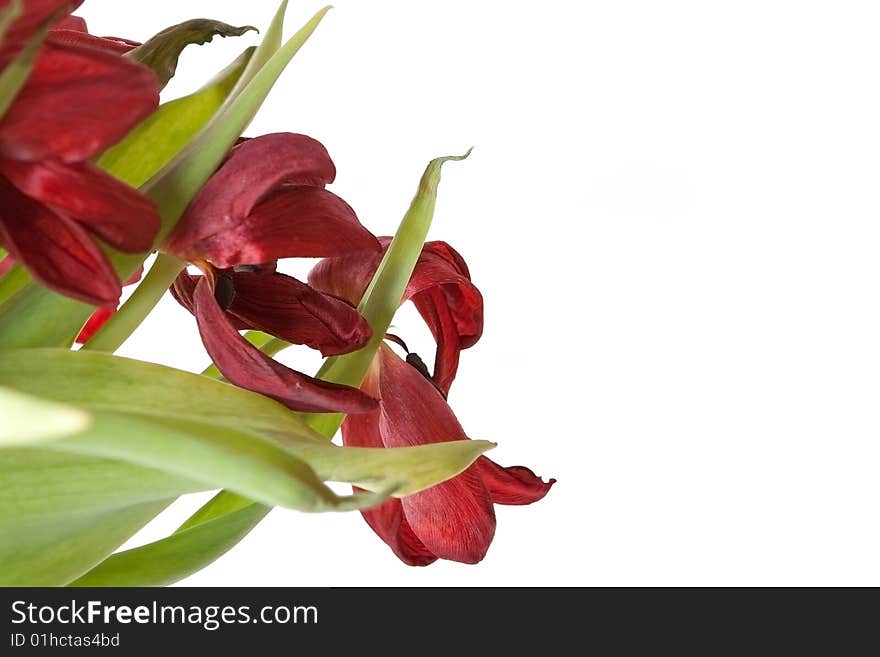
[341,362,438,566]
[307,247,383,305]
[170,270,197,314]
[75,305,115,344]
[164,133,339,257]
[0,159,159,252]
[227,271,371,356]
[192,276,376,414]
[474,458,556,506]
[0,37,158,163]
[179,186,379,268]
[359,497,439,567]
[309,240,483,393]
[370,345,496,563]
[48,29,136,55]
[0,0,83,68]
[400,468,495,564]
[0,175,119,304]
[51,14,87,32]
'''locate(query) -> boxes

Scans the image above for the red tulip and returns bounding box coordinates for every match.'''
[165,133,381,414]
[309,241,554,565]
[0,1,160,305]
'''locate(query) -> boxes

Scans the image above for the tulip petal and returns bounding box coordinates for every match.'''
[180,186,379,268]
[0,175,119,304]
[51,15,87,32]
[165,133,339,257]
[474,458,556,506]
[342,363,439,566]
[227,271,372,356]
[0,37,158,163]
[48,29,136,55]
[309,240,483,393]
[342,345,496,564]
[359,498,439,567]
[0,158,159,252]
[192,276,376,414]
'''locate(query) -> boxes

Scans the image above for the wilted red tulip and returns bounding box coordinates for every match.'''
[309,240,555,565]
[164,133,381,414]
[0,0,160,305]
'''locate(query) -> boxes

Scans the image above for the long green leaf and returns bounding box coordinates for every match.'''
[0,349,306,437]
[0,387,90,447]
[70,502,269,587]
[0,449,200,527]
[0,500,172,586]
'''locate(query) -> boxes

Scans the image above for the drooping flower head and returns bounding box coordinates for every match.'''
[165,133,382,414]
[0,1,160,305]
[310,240,555,565]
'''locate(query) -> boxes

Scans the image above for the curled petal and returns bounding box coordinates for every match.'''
[0,37,158,163]
[176,186,379,267]
[0,158,159,252]
[0,176,119,304]
[475,458,556,506]
[165,133,339,257]
[192,276,376,414]
[227,271,371,356]
[309,240,483,393]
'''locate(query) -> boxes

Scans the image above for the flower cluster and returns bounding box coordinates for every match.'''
[0,0,553,574]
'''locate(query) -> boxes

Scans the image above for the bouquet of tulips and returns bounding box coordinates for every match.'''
[0,0,553,586]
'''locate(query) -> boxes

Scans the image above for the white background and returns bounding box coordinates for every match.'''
[79,0,880,585]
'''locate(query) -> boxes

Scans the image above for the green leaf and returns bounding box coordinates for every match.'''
[128,19,256,90]
[0,348,493,500]
[0,387,91,447]
[0,499,172,586]
[70,500,269,587]
[98,47,254,189]
[0,348,312,437]
[0,447,190,585]
[0,448,200,527]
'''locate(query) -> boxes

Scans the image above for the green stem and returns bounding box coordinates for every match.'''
[82,253,185,353]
